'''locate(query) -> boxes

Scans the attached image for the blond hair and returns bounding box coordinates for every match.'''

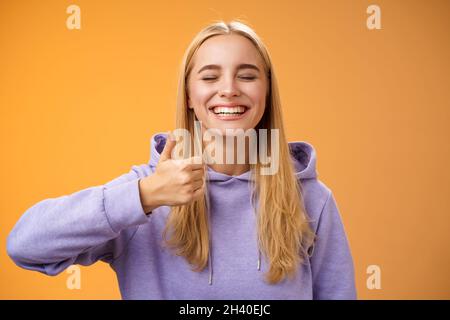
[163,20,314,284]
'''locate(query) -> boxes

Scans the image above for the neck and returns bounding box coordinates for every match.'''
[208,163,250,176]
[202,134,251,176]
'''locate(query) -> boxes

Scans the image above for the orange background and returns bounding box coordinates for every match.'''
[1,0,449,299]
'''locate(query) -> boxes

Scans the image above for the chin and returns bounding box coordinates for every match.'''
[210,125,255,136]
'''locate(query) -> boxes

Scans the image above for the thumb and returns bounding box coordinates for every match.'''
[159,132,176,162]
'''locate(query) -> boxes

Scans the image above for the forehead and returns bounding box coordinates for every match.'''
[192,34,264,70]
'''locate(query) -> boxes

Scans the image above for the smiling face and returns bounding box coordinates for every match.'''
[186,34,269,134]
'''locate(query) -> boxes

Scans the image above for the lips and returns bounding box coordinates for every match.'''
[211,106,247,115]
[208,103,249,115]
[207,104,250,121]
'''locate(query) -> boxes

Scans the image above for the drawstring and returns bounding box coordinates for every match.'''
[208,243,213,285]
[252,186,262,272]
[205,175,213,285]
[257,249,261,271]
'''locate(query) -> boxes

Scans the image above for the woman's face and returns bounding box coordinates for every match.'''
[187,34,269,134]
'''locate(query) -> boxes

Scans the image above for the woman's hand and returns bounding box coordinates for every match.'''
[138,133,206,214]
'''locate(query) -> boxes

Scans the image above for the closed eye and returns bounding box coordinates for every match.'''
[239,76,256,80]
[201,76,256,81]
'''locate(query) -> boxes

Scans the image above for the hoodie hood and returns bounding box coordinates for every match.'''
[149,132,318,285]
[149,132,318,180]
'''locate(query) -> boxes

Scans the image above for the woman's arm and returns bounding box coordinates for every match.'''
[6,134,206,276]
[310,191,357,299]
[6,164,151,276]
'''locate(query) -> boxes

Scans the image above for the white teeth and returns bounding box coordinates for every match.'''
[212,106,247,114]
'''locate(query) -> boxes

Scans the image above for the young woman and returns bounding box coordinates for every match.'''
[7,21,356,299]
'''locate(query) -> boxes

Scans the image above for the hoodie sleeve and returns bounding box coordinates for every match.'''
[6,164,151,276]
[310,190,357,299]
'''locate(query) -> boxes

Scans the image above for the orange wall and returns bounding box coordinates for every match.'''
[1,0,449,299]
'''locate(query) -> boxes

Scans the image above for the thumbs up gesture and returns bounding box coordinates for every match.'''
[139,132,206,213]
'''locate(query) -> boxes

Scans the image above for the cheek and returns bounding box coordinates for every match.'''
[189,83,213,105]
[246,83,267,110]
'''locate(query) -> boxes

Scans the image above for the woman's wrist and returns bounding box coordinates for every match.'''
[138,176,161,214]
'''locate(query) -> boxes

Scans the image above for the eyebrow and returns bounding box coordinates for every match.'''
[197,63,260,74]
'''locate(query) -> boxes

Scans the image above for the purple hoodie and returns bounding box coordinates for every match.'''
[6,132,356,300]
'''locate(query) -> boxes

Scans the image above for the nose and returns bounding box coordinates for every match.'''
[218,76,240,98]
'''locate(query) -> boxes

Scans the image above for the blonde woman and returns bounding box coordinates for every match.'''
[7,21,356,299]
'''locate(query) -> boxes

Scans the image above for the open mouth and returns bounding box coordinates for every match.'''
[208,105,249,117]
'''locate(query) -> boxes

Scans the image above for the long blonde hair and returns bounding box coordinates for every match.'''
[163,20,314,284]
